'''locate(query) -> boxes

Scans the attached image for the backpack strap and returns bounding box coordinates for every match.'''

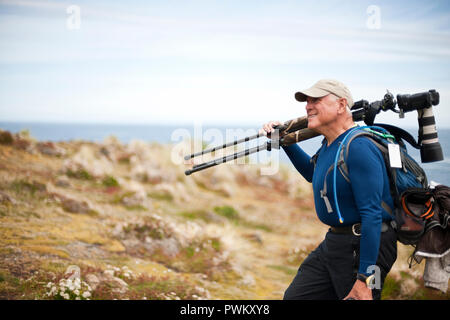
[373,123,421,149]
[311,139,335,213]
[310,138,327,167]
[343,130,399,218]
[320,155,351,214]
[320,164,336,213]
[317,130,363,214]
[319,129,397,217]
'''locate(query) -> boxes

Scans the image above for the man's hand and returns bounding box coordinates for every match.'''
[260,121,281,135]
[343,280,373,300]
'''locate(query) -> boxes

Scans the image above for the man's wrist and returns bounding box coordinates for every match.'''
[357,273,374,288]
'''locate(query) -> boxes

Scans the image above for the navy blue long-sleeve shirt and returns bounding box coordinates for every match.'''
[283,127,394,275]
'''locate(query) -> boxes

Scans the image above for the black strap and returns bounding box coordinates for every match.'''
[373,123,421,149]
[310,138,327,167]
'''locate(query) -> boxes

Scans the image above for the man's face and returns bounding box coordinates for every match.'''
[305,94,341,131]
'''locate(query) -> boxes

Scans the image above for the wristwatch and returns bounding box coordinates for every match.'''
[357,273,375,288]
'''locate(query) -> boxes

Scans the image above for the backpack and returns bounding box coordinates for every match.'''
[412,184,450,264]
[312,125,431,245]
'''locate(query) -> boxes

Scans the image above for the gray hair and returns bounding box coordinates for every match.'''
[330,93,352,115]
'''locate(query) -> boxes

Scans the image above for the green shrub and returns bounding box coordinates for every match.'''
[102,176,119,188]
[213,205,239,220]
[66,169,93,180]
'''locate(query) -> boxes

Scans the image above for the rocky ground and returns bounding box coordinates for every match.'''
[0,128,448,300]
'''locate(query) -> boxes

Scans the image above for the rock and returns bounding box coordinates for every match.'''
[99,146,111,158]
[211,182,235,197]
[85,274,100,290]
[85,272,128,294]
[63,145,114,179]
[0,191,17,205]
[130,165,167,184]
[36,142,66,157]
[31,181,47,192]
[60,197,91,214]
[204,211,227,224]
[147,237,180,258]
[243,233,263,244]
[101,271,129,294]
[121,190,147,208]
[110,276,129,294]
[146,170,164,184]
[116,152,133,164]
[55,177,71,188]
[239,274,256,287]
[152,182,191,203]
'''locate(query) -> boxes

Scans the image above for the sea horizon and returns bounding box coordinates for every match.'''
[1,121,449,186]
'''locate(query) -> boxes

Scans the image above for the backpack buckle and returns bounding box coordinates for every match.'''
[352,223,362,236]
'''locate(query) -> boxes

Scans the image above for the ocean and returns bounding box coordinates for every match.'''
[1,121,449,186]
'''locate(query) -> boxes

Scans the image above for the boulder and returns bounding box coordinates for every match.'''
[36,142,66,157]
[84,272,128,294]
[63,145,114,179]
[0,191,17,205]
[60,196,91,214]
[85,274,100,290]
[121,190,148,208]
[55,177,71,188]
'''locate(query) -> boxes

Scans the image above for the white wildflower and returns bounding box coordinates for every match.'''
[82,291,91,299]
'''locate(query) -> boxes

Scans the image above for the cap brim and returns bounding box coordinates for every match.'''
[295,87,329,102]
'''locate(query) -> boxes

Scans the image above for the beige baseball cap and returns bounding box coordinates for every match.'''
[295,79,354,108]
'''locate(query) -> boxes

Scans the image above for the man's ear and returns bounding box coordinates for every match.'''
[337,98,348,114]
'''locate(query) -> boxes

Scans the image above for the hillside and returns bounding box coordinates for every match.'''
[0,129,447,300]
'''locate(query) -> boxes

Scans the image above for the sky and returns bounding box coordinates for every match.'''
[0,0,450,128]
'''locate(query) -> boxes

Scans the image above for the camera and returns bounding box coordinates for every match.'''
[351,89,443,163]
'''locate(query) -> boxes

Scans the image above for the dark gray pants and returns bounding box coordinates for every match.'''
[283,226,397,300]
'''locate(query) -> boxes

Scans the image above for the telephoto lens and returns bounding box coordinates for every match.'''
[397,90,443,163]
[418,106,444,163]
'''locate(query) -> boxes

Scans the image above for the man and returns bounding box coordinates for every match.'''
[262,79,397,300]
